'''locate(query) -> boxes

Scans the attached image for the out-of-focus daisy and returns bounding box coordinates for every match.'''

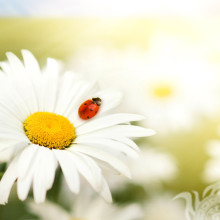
[106,147,177,190]
[0,50,154,204]
[142,194,185,220]
[203,132,220,183]
[28,196,142,220]
[69,36,219,132]
[129,147,177,186]
[175,182,220,220]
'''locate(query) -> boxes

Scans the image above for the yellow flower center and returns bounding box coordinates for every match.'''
[23,112,75,150]
[151,83,173,98]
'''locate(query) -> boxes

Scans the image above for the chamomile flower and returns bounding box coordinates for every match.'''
[174,182,220,220]
[28,196,142,220]
[69,38,219,132]
[0,50,154,204]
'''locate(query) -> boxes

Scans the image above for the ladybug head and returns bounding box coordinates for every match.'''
[92,97,102,106]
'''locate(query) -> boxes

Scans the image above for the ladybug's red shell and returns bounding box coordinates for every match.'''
[78,98,101,120]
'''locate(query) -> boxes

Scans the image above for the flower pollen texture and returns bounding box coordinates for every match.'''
[23,112,75,149]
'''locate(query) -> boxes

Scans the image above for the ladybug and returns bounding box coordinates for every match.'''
[78,97,102,120]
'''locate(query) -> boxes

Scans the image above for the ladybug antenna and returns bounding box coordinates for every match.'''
[92,97,102,106]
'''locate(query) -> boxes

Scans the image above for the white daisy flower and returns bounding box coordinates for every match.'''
[174,182,220,220]
[0,50,154,204]
[68,37,219,132]
[28,196,142,220]
[143,194,186,220]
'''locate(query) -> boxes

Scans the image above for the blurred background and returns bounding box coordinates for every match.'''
[1,0,220,219]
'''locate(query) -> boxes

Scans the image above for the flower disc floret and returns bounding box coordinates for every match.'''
[23,112,75,149]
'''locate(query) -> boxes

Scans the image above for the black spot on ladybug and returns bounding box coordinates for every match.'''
[84,103,87,105]
[90,109,93,111]
[87,116,89,119]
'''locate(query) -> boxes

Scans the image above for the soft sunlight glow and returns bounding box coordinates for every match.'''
[1,0,220,16]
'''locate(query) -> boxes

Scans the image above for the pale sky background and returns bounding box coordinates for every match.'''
[1,0,220,16]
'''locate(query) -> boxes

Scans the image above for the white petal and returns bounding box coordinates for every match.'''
[0,87,28,119]
[111,137,140,152]
[0,156,19,204]
[17,144,38,180]
[70,144,131,178]
[0,132,28,145]
[54,72,84,114]
[22,50,41,78]
[66,150,103,191]
[53,149,80,194]
[100,176,112,203]
[76,114,145,135]
[22,50,42,110]
[33,147,57,203]
[5,52,38,114]
[0,139,27,156]
[0,87,30,121]
[21,50,42,110]
[41,58,60,112]
[76,135,140,152]
[0,147,15,162]
[56,81,85,115]
[0,124,28,140]
[17,146,40,201]
[0,61,11,76]
[17,145,57,202]
[40,148,58,190]
[6,52,25,74]
[79,125,155,138]
[74,138,139,159]
[0,114,24,133]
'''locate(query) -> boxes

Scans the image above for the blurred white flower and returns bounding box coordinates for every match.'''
[29,195,142,220]
[129,147,177,185]
[203,135,220,183]
[69,36,219,133]
[175,182,220,220]
[143,194,186,220]
[0,50,154,204]
[106,147,177,190]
